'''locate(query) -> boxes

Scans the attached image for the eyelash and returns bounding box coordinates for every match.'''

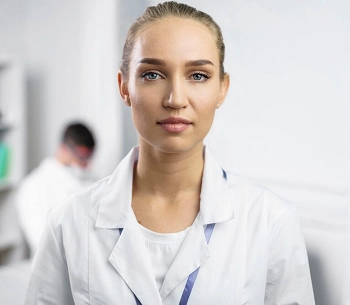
[190,72,210,81]
[141,71,163,80]
[140,71,210,81]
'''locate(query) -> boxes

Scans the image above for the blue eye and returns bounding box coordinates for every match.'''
[192,73,209,81]
[142,72,161,80]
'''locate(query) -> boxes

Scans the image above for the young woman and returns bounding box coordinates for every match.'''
[25,2,315,304]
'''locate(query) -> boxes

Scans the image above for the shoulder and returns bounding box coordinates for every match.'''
[18,158,61,188]
[224,172,301,249]
[225,171,296,221]
[203,147,296,224]
[47,176,110,229]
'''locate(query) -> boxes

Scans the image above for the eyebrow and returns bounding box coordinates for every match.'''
[137,58,214,67]
[185,60,214,67]
[137,58,166,66]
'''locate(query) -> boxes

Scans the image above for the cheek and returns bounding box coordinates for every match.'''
[194,91,219,118]
[129,95,156,133]
[131,95,155,114]
[131,103,146,127]
[203,109,216,129]
[130,83,160,106]
[130,84,165,116]
[194,96,219,133]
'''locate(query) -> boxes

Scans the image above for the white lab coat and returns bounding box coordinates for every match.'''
[25,147,315,304]
[16,158,94,255]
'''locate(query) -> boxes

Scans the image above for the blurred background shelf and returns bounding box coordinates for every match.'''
[0,180,13,192]
[0,124,12,132]
[0,55,27,266]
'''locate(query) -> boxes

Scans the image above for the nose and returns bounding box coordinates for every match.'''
[163,77,188,109]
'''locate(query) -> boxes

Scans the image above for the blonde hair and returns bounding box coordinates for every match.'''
[120,1,226,80]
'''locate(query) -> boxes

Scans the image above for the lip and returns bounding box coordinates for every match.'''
[158,117,192,124]
[157,116,192,133]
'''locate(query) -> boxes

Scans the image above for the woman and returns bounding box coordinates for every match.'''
[25,2,315,304]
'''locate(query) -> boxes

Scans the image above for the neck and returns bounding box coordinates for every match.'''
[134,142,204,200]
[131,141,204,232]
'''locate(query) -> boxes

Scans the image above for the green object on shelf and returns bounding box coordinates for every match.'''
[0,142,10,179]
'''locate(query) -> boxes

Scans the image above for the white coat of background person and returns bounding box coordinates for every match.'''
[16,122,96,257]
[24,2,315,304]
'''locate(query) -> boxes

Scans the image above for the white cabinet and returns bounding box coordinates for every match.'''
[0,55,27,264]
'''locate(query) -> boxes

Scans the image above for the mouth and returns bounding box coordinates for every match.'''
[157,116,192,133]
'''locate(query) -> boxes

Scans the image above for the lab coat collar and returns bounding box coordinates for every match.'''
[107,201,211,304]
[95,146,234,229]
[95,147,137,228]
[95,146,234,303]
[199,148,235,224]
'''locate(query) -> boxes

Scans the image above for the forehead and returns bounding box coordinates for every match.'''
[131,17,219,65]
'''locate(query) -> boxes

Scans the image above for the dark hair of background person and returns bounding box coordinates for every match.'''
[62,122,95,149]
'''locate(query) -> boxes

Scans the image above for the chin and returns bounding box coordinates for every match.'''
[143,138,203,155]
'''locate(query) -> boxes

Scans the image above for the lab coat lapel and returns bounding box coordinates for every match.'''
[159,215,209,300]
[109,212,162,305]
[95,147,162,304]
[160,147,234,300]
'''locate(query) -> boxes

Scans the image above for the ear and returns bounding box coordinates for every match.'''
[217,73,230,108]
[117,71,131,106]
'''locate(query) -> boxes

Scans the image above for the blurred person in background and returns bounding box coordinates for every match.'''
[16,122,96,257]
